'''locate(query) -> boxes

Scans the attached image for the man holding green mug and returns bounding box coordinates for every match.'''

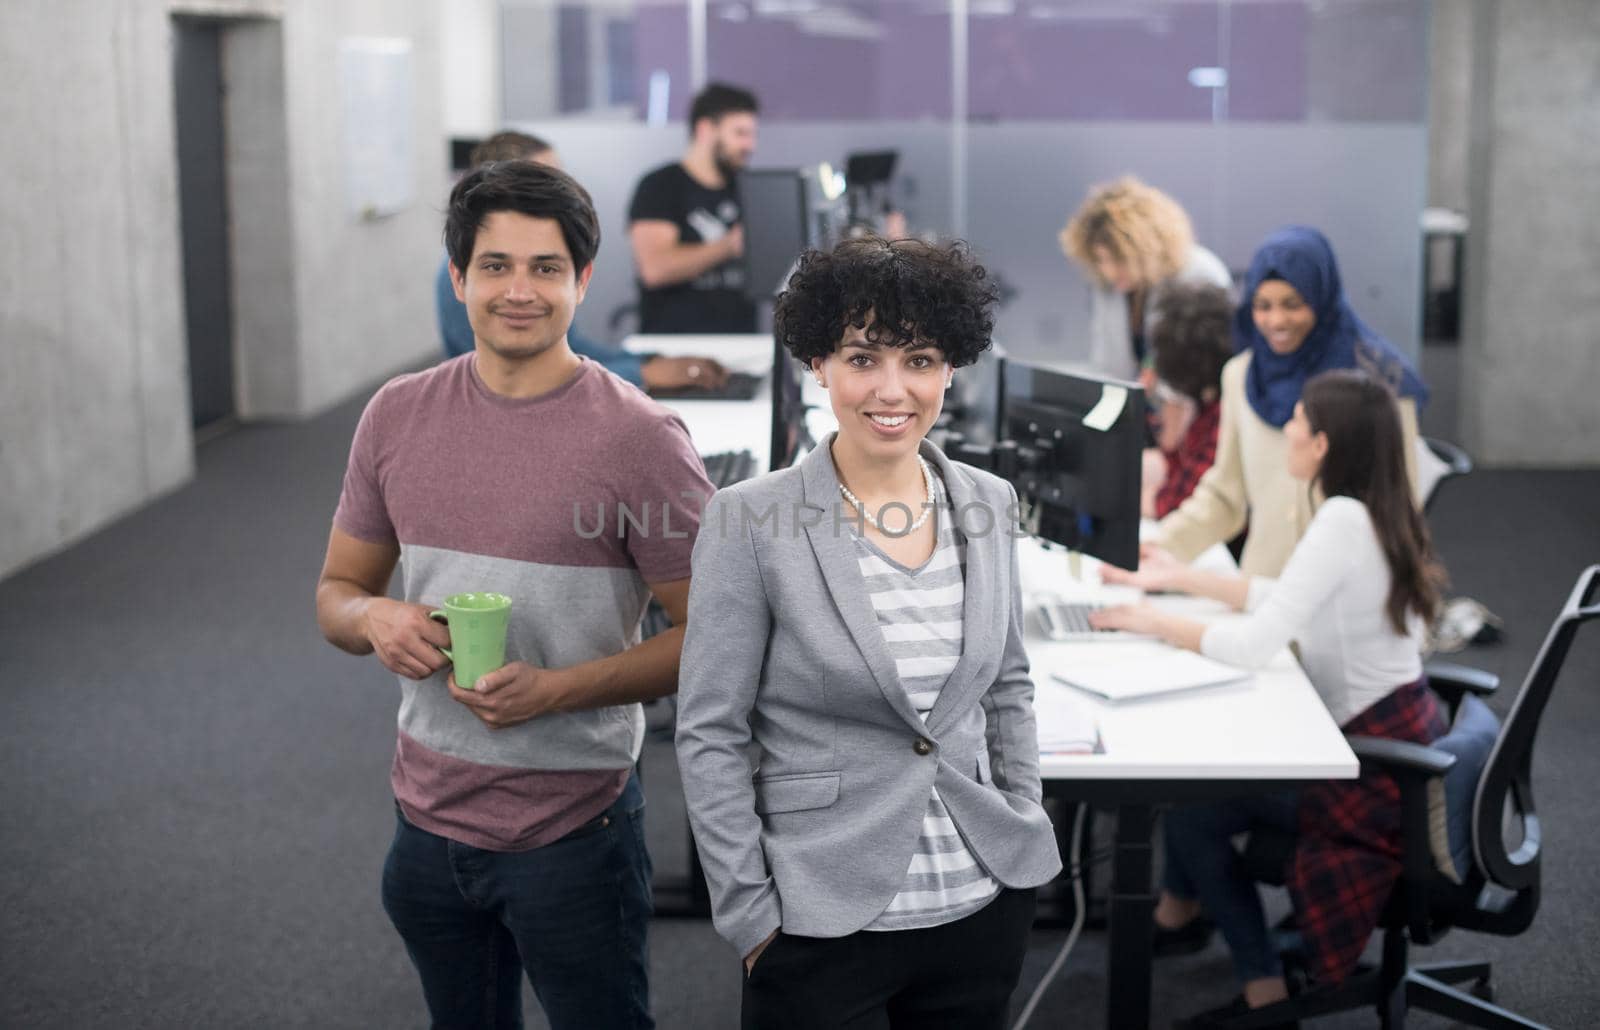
[428,591,512,691]
[315,160,713,1030]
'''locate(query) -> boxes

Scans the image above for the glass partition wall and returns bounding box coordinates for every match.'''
[499,0,1429,363]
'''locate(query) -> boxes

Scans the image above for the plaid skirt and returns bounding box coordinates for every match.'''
[1286,678,1445,985]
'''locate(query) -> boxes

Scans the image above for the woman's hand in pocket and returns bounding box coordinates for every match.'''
[744,929,779,974]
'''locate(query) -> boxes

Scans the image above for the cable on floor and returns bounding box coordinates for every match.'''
[1010,801,1091,1030]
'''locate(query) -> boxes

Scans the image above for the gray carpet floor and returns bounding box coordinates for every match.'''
[2,373,1596,1029]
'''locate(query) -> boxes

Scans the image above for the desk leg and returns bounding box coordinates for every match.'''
[1106,803,1156,1030]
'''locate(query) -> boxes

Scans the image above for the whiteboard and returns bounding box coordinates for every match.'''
[339,37,415,220]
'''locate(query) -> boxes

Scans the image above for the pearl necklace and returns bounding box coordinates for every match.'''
[838,456,936,535]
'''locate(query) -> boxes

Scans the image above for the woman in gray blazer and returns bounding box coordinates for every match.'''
[676,236,1063,1029]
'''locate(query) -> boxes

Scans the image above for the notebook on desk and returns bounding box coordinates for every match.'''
[1033,684,1103,754]
[1048,648,1248,704]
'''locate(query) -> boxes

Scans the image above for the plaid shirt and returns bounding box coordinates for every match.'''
[1154,400,1220,519]
[1287,678,1445,985]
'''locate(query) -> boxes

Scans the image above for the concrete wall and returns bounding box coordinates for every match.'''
[0,1,194,581]
[0,0,448,580]
[1426,0,1473,212]
[1459,0,1600,467]
[277,0,448,416]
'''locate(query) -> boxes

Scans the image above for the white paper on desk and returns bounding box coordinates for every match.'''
[1033,684,1100,753]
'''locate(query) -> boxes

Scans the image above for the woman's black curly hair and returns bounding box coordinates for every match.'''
[772,235,1000,368]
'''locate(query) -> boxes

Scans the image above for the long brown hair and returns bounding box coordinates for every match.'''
[1301,369,1444,635]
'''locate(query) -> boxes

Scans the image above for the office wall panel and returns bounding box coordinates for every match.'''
[1461,0,1600,466]
[0,1,191,581]
[507,121,959,344]
[965,122,1425,368]
[279,0,449,417]
[525,116,1424,378]
[1,0,450,580]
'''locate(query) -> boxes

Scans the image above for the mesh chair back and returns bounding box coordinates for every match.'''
[1472,566,1600,893]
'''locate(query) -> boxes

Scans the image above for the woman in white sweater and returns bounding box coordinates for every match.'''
[1091,368,1448,1024]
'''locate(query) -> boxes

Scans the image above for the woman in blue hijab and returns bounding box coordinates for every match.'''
[1239,226,1428,428]
[1106,225,1429,580]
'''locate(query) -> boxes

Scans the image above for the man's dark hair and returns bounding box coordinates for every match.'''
[688,82,759,136]
[1150,282,1234,403]
[773,235,999,368]
[444,161,600,278]
[468,131,552,168]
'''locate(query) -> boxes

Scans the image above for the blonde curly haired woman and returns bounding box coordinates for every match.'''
[1061,176,1231,382]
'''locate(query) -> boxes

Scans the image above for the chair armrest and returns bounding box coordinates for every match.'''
[1424,660,1499,711]
[1349,735,1457,778]
[1424,436,1473,477]
[1348,735,1457,943]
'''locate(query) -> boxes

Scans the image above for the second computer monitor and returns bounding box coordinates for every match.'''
[769,334,808,472]
[996,361,1146,570]
[738,168,810,301]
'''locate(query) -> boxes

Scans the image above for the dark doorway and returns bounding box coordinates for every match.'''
[173,17,235,431]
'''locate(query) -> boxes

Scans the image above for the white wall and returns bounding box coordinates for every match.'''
[277,0,448,416]
[0,0,450,579]
[440,0,501,139]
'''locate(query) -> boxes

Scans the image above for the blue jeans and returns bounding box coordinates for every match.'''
[1162,790,1299,983]
[381,772,654,1030]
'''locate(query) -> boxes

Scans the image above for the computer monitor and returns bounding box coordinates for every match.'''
[844,150,897,187]
[842,150,898,228]
[738,168,810,301]
[768,334,809,471]
[992,360,1146,569]
[449,137,481,173]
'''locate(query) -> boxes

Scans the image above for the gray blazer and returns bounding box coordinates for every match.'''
[675,436,1063,958]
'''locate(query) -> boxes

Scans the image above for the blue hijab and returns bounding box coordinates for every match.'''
[1236,226,1428,428]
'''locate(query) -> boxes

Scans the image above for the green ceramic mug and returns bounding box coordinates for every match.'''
[428,592,512,690]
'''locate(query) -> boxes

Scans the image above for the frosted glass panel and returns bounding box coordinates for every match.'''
[501,0,1430,360]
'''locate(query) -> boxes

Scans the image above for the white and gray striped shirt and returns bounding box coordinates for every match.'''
[854,479,1000,931]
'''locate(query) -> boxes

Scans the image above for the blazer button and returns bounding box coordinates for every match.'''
[913,737,933,756]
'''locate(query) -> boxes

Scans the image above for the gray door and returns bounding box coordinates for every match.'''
[173,17,235,430]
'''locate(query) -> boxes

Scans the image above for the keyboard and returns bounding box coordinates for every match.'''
[701,449,759,489]
[1035,599,1127,642]
[651,371,764,401]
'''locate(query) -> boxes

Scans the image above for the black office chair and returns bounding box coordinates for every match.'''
[1215,565,1600,1030]
[1420,435,1473,515]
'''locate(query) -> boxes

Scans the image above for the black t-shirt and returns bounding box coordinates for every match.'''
[627,162,757,334]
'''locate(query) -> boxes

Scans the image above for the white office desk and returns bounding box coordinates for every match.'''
[622,334,774,469]
[1016,536,1355,1030]
[1019,537,1356,782]
[623,332,773,367]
